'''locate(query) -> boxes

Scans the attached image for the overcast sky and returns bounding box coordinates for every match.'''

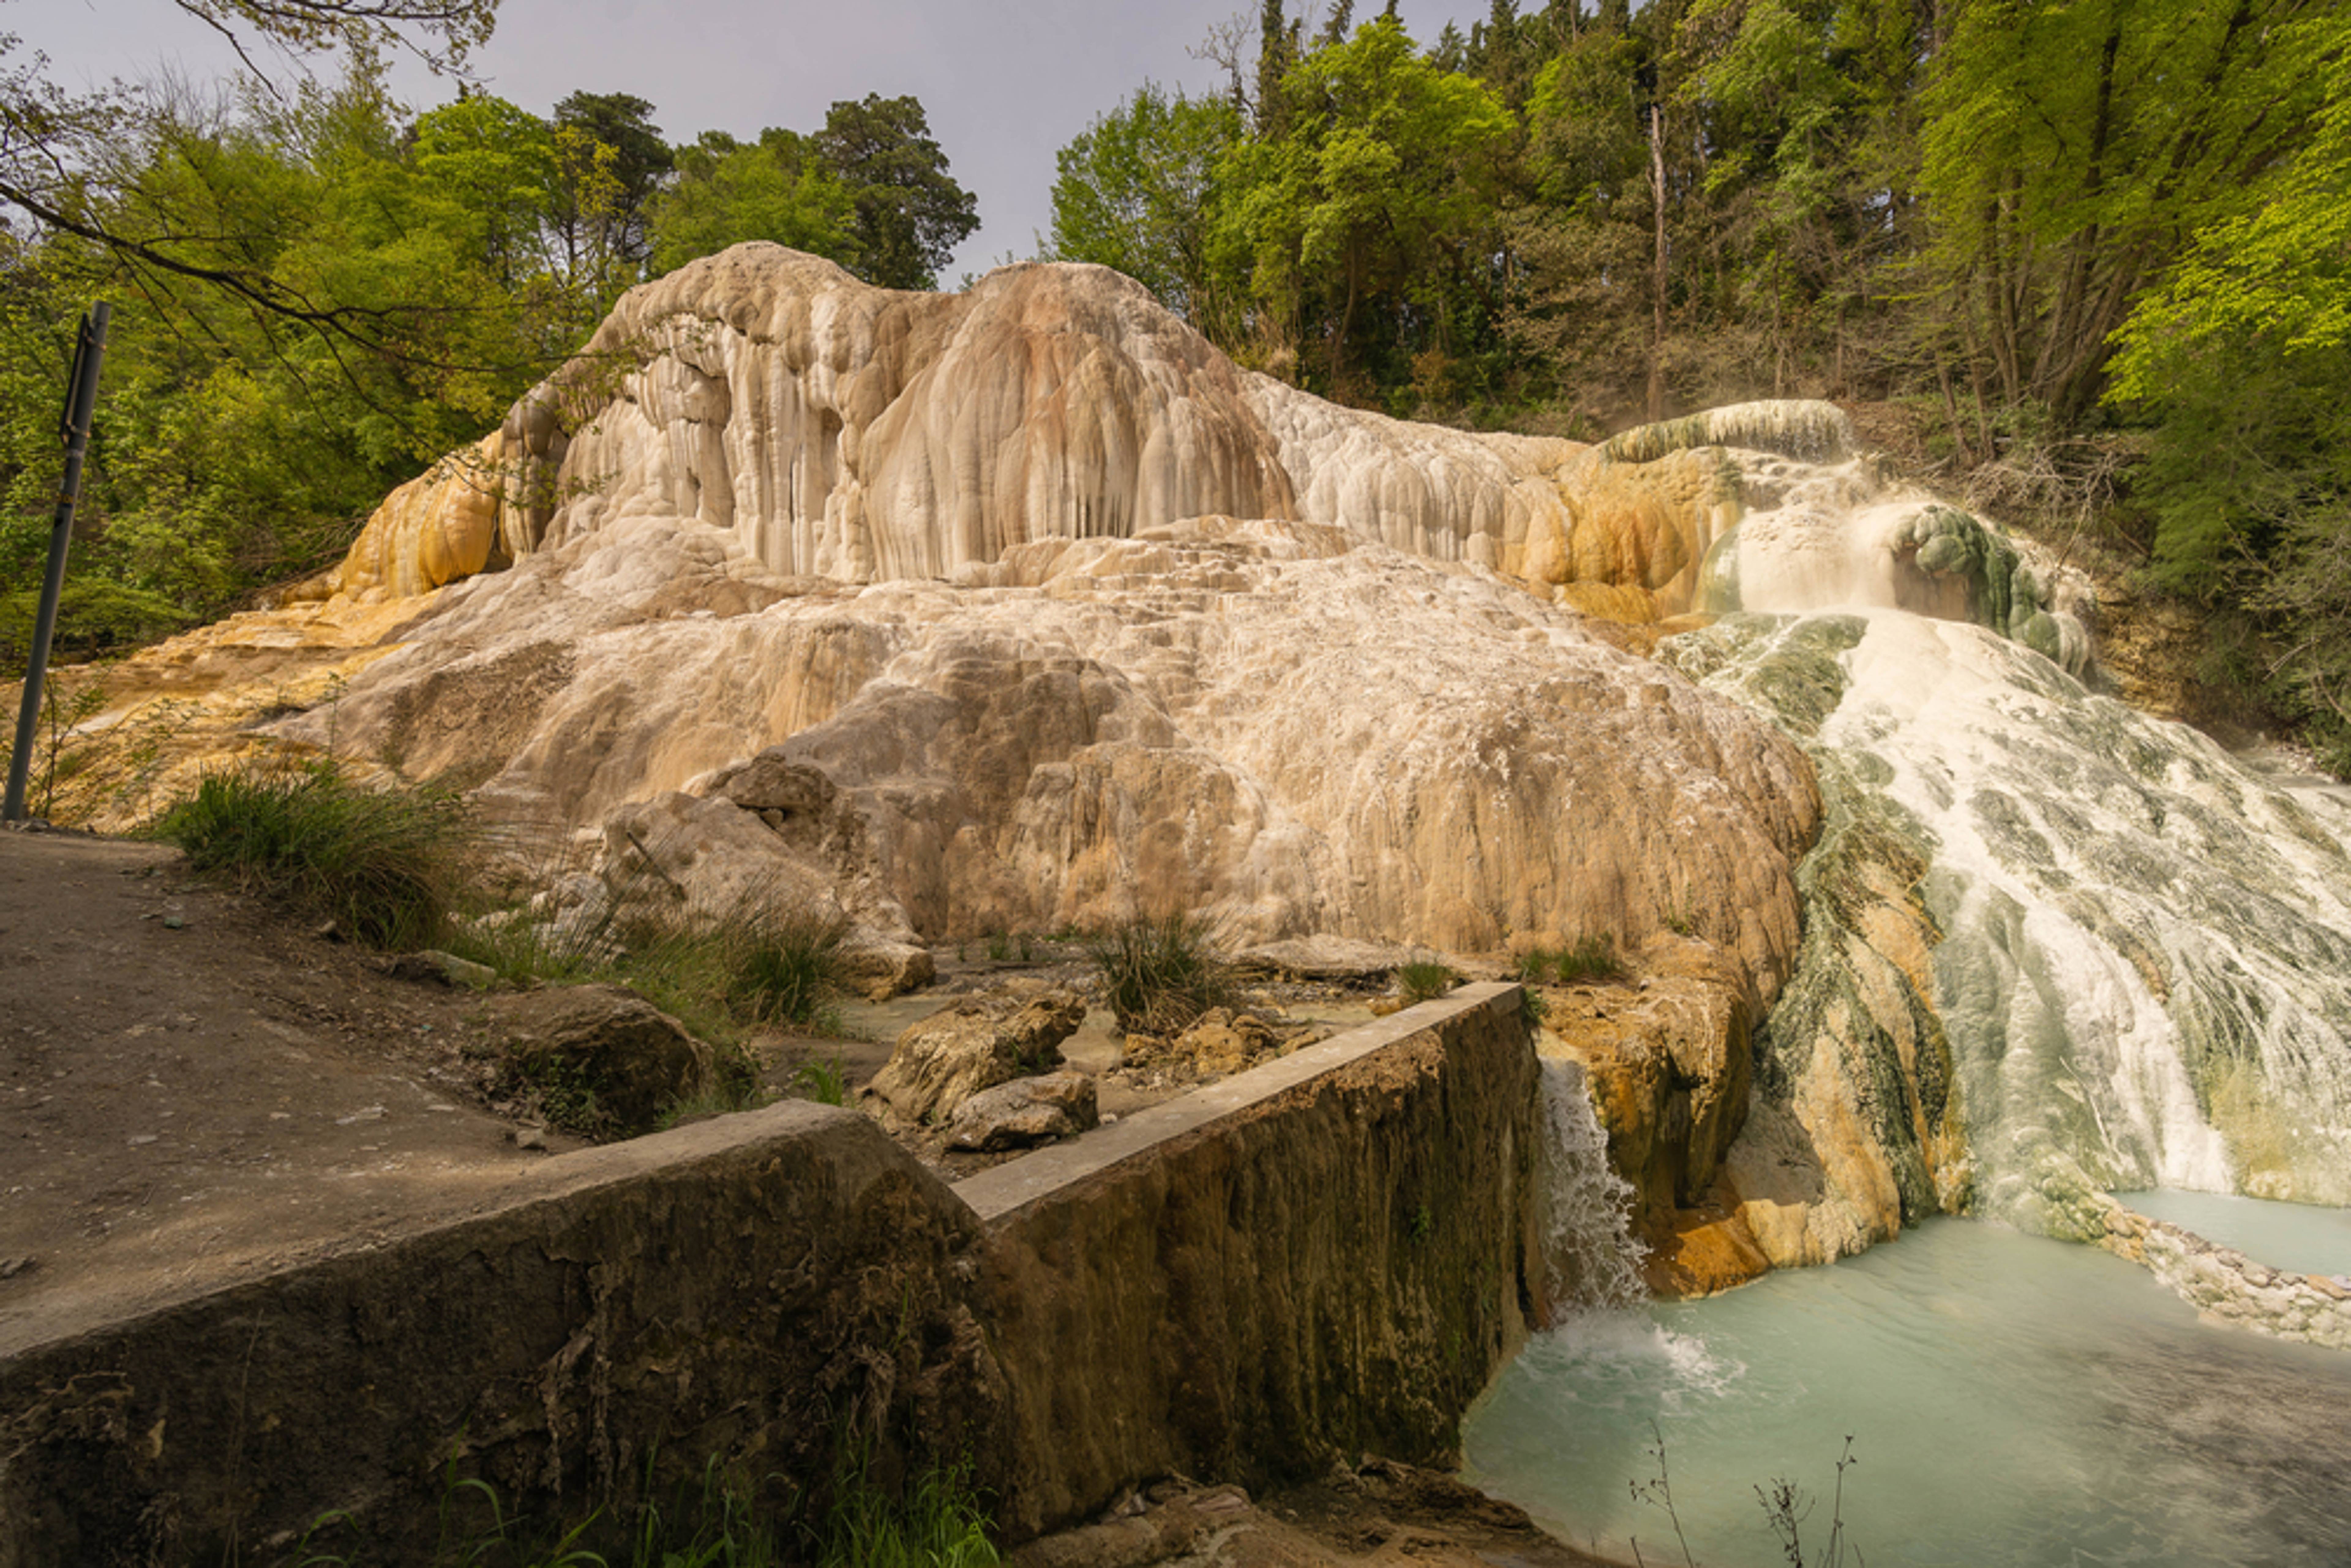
[15,0,1484,281]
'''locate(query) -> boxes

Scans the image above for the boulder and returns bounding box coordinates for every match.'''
[865,983,1088,1125]
[944,1071,1099,1152]
[838,937,936,1001]
[1232,935,1419,984]
[482,983,713,1136]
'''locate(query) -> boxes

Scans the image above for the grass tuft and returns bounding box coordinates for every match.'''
[151,755,471,949]
[1085,908,1232,1035]
[1518,934,1627,987]
[821,1457,998,1568]
[1396,960,1457,1006]
[723,905,853,1026]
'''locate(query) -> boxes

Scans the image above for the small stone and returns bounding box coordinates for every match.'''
[161,915,185,930]
[388,950,496,990]
[514,1127,549,1151]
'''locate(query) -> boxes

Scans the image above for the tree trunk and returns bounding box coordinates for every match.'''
[1649,103,1668,423]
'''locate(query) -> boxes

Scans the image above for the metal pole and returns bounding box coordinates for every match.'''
[4,302,111,823]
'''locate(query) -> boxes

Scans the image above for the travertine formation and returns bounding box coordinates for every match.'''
[42,233,1848,1007]
[28,242,2171,1301]
[270,246,1821,627]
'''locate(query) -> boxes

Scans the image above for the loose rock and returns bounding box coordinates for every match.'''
[480,983,714,1136]
[864,982,1088,1125]
[945,1071,1099,1152]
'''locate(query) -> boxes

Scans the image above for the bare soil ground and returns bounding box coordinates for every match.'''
[0,827,1385,1349]
[0,825,576,1355]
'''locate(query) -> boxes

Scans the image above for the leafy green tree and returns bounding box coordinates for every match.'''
[0,0,498,342]
[550,91,672,278]
[1213,14,1513,395]
[1047,83,1242,325]
[813,94,979,290]
[647,129,857,275]
[1920,0,2329,430]
[1503,30,1654,414]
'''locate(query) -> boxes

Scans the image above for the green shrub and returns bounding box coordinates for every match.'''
[1554,934,1626,983]
[723,905,853,1026]
[1397,960,1456,1006]
[151,756,471,948]
[1520,935,1626,987]
[793,1053,850,1106]
[1086,908,1231,1035]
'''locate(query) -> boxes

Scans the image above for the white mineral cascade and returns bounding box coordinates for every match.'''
[1676,449,2351,1234]
[1537,1058,1649,1313]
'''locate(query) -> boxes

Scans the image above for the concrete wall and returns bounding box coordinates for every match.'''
[0,985,1539,1562]
[963,982,1543,1536]
[0,1104,1000,1567]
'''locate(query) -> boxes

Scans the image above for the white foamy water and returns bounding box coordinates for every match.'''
[1535,1057,1650,1315]
[1667,464,2351,1224]
[1830,610,2351,1212]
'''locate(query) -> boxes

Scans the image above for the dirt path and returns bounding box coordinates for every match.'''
[0,827,572,1356]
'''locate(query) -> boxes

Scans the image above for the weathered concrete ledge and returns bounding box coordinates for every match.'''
[965,982,1542,1536]
[0,984,1540,1562]
[0,1103,1000,1567]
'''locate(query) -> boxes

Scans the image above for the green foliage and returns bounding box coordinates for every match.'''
[649,130,857,275]
[0,581,193,676]
[817,1458,998,1568]
[1047,83,1242,325]
[1211,14,1514,395]
[815,94,981,290]
[1086,908,1232,1036]
[721,905,854,1027]
[1919,0,2325,427]
[152,756,472,949]
[550,91,673,294]
[793,1053,850,1106]
[2107,10,2351,389]
[1519,935,1626,986]
[1397,960,1457,1005]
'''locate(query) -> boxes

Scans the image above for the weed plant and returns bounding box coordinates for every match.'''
[819,1458,997,1568]
[1397,960,1457,1006]
[291,1449,993,1568]
[1519,935,1627,987]
[722,906,852,1026]
[793,1054,850,1106]
[151,755,471,949]
[1085,909,1231,1035]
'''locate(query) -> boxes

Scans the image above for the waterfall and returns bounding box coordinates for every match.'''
[1652,413,2351,1245]
[1537,1057,1649,1315]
